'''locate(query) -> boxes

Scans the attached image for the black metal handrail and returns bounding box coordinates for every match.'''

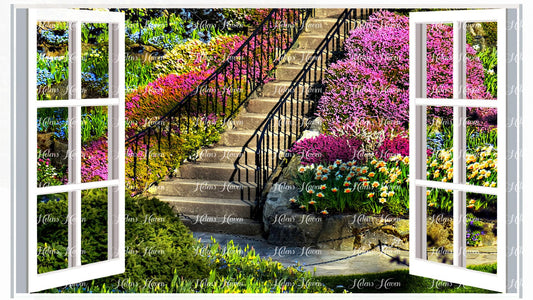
[253,8,378,214]
[125,9,313,192]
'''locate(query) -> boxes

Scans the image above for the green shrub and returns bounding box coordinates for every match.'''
[37,191,211,287]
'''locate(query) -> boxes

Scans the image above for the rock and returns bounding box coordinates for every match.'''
[262,182,298,232]
[394,219,410,239]
[427,221,452,248]
[316,214,355,251]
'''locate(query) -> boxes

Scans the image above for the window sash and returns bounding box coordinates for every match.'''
[409,8,512,293]
[26,8,125,293]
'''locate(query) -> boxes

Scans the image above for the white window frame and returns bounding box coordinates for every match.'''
[15,8,125,293]
[409,9,520,293]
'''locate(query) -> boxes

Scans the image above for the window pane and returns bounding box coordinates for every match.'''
[426,105,453,183]
[81,23,109,99]
[426,188,454,265]
[37,193,69,273]
[81,188,108,265]
[466,22,497,100]
[37,21,70,100]
[426,23,453,99]
[37,107,69,187]
[466,192,497,274]
[81,106,108,183]
[466,107,497,187]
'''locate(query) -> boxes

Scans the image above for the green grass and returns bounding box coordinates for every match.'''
[316,263,498,293]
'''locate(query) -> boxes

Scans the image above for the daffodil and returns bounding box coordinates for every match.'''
[379,198,386,204]
[368,193,375,198]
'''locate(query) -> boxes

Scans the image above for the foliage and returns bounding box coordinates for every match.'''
[476,46,498,98]
[466,213,487,247]
[81,137,108,182]
[38,193,330,294]
[37,150,67,186]
[81,106,108,144]
[317,267,497,293]
[125,116,224,192]
[37,192,211,283]
[153,35,246,77]
[288,134,364,165]
[426,145,498,213]
[292,155,409,215]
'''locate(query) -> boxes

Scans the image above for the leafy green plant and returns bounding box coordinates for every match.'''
[476,46,498,98]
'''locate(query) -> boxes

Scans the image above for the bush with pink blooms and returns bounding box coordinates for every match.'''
[288,134,364,165]
[316,10,493,131]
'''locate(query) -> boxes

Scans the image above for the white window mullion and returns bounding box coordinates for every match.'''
[107,21,125,262]
[409,21,427,261]
[68,20,82,268]
[452,21,467,268]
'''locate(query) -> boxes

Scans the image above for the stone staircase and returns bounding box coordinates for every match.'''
[151,9,345,235]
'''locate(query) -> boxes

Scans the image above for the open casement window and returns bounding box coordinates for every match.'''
[16,9,125,292]
[409,9,520,293]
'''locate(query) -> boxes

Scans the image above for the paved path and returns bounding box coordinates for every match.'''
[193,232,497,277]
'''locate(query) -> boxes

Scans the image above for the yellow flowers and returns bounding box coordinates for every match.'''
[368,193,375,198]
[309,200,316,205]
[388,191,395,197]
[379,198,386,204]
[343,181,351,187]
[307,189,315,194]
[372,181,379,188]
[298,166,306,173]
[426,190,431,196]
[320,184,327,190]
[331,187,338,193]
[369,172,375,178]
[380,191,388,198]
[317,192,324,198]
[320,210,328,215]
[344,188,352,193]
[403,156,409,164]
[289,198,297,203]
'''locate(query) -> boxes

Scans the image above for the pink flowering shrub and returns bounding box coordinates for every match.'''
[317,10,493,130]
[289,134,364,165]
[82,137,108,182]
[375,134,409,160]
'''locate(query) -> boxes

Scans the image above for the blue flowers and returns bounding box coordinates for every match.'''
[41,29,69,45]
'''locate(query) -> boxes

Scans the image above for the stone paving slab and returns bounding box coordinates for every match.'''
[193,232,497,277]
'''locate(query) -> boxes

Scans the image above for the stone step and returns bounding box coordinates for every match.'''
[180,214,263,235]
[276,64,326,81]
[280,49,328,66]
[294,35,325,50]
[260,81,293,98]
[303,18,339,35]
[233,112,310,131]
[158,196,254,219]
[314,8,346,18]
[246,97,312,114]
[153,178,257,199]
[219,128,300,149]
[195,146,256,164]
[219,130,259,147]
[179,162,256,181]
